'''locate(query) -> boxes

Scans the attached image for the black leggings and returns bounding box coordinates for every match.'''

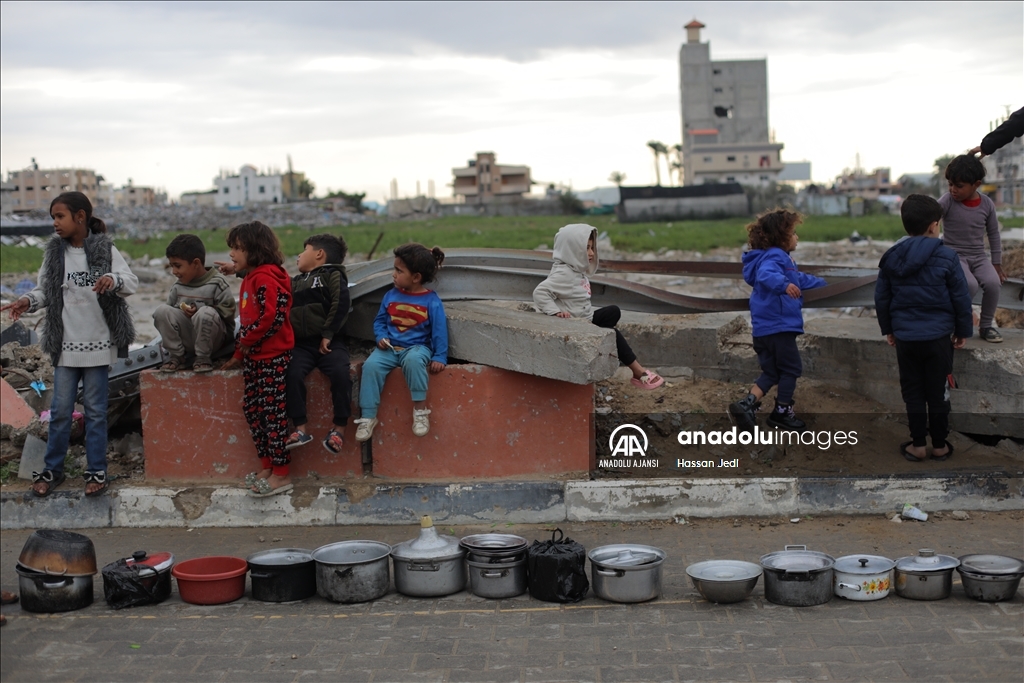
[895,336,953,448]
[591,305,637,366]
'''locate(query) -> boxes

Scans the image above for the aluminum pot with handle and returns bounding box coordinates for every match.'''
[391,516,466,597]
[956,554,1024,602]
[16,563,94,613]
[894,549,959,600]
[759,545,835,607]
[311,541,391,603]
[588,544,666,603]
[467,557,528,599]
[833,555,895,601]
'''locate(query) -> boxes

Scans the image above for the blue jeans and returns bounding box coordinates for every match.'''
[359,345,431,419]
[44,366,109,474]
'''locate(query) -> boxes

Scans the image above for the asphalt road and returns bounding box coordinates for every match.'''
[1,513,1022,683]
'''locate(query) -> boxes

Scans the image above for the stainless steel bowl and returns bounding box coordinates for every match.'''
[686,560,762,604]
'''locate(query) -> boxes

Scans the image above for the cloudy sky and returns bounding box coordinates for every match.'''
[1,1,1020,202]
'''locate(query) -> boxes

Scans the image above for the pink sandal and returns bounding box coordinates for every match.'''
[630,371,664,390]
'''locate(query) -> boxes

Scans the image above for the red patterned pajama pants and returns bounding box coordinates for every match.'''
[242,352,291,467]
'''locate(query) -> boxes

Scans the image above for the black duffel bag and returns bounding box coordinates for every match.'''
[526,528,589,603]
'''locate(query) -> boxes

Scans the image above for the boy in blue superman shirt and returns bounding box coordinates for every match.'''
[729,209,827,432]
[354,244,447,442]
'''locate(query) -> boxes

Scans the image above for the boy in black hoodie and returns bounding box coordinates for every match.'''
[285,234,352,454]
[875,195,973,463]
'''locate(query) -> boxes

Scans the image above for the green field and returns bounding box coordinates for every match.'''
[2,213,1021,274]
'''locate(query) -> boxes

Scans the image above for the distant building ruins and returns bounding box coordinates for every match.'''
[214,165,283,208]
[451,152,533,205]
[833,165,893,200]
[5,159,104,212]
[679,20,784,187]
[112,180,165,208]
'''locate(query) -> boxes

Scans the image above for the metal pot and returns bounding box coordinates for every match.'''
[956,554,1024,602]
[467,558,528,599]
[102,551,174,609]
[17,563,94,613]
[833,555,895,601]
[894,549,959,601]
[588,544,666,603]
[460,533,528,564]
[686,560,762,604]
[759,545,835,607]
[19,529,97,576]
[247,548,316,603]
[391,517,466,597]
[311,541,391,603]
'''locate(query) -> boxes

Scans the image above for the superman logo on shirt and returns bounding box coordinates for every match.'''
[387,301,428,332]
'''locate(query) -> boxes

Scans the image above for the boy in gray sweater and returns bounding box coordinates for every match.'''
[939,155,1006,343]
[154,234,236,372]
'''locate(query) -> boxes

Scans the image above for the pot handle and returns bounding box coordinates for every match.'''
[784,545,807,551]
[334,567,354,579]
[43,565,68,577]
[780,570,812,582]
[41,577,73,589]
[837,582,862,591]
[596,568,626,578]
[249,571,278,580]
[406,561,440,572]
[481,569,509,579]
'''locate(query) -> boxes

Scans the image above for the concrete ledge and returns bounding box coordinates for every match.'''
[3,474,1020,529]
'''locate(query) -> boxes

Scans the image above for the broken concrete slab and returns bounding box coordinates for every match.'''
[17,434,46,480]
[1,377,36,429]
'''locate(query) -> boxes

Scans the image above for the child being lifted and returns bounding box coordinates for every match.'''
[533,223,663,389]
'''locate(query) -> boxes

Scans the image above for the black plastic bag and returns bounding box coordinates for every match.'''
[526,528,589,603]
[101,559,171,610]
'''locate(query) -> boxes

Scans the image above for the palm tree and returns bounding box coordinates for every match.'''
[647,141,668,186]
[608,171,627,187]
[672,144,684,186]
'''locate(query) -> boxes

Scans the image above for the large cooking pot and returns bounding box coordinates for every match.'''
[833,555,894,601]
[392,517,466,598]
[17,562,94,613]
[686,560,762,604]
[460,534,528,564]
[759,545,835,607]
[467,557,528,599]
[312,541,391,603]
[247,548,316,603]
[956,554,1024,603]
[19,529,97,576]
[894,549,959,600]
[588,544,666,603]
[102,551,174,609]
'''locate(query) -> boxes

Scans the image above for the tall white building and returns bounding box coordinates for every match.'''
[214,165,283,208]
[679,20,784,187]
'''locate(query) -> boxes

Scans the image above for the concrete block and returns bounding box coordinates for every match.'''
[444,302,618,384]
[1,377,36,429]
[113,486,339,528]
[0,489,112,529]
[17,434,46,480]
[796,474,1024,515]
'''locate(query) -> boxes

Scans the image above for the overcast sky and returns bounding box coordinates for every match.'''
[1,1,1020,202]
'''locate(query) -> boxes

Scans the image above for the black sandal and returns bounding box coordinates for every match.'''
[900,441,926,462]
[83,471,108,497]
[930,442,954,462]
[31,470,66,497]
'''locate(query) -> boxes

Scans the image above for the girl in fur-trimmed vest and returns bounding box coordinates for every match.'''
[2,192,137,497]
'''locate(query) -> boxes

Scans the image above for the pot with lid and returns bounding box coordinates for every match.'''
[17,563,94,613]
[956,554,1024,602]
[894,549,959,600]
[588,544,666,603]
[19,529,97,576]
[392,516,466,597]
[686,560,762,604]
[833,555,894,601]
[759,545,835,607]
[247,548,316,603]
[102,550,175,609]
[460,533,528,564]
[311,541,392,603]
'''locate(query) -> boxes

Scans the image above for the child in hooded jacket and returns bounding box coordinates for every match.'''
[218,222,296,497]
[533,223,663,389]
[729,209,827,432]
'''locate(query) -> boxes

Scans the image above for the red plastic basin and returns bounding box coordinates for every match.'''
[171,556,247,605]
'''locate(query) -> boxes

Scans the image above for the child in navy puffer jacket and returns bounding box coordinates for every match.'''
[729,209,827,432]
[875,194,972,463]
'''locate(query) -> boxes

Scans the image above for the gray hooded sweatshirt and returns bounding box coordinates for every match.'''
[533,223,598,320]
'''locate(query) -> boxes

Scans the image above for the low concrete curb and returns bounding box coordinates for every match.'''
[2,474,1020,529]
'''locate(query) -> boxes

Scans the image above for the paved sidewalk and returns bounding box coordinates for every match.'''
[1,513,1022,683]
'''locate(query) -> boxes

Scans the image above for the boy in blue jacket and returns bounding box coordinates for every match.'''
[729,209,827,432]
[875,194,973,462]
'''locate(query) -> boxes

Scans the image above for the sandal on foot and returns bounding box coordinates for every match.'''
[285,430,313,451]
[900,441,926,462]
[248,479,293,498]
[84,471,108,497]
[323,429,344,454]
[31,470,66,497]
[159,357,185,373]
[930,442,954,462]
[192,361,213,373]
[630,371,665,390]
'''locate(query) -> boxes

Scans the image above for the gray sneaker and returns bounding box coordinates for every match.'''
[979,327,1003,343]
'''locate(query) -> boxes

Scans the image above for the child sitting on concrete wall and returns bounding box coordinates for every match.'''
[729,209,826,432]
[354,243,448,443]
[875,194,973,462]
[153,234,236,373]
[284,234,352,455]
[533,223,663,389]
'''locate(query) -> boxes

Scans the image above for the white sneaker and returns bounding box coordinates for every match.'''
[354,417,378,442]
[412,409,431,437]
